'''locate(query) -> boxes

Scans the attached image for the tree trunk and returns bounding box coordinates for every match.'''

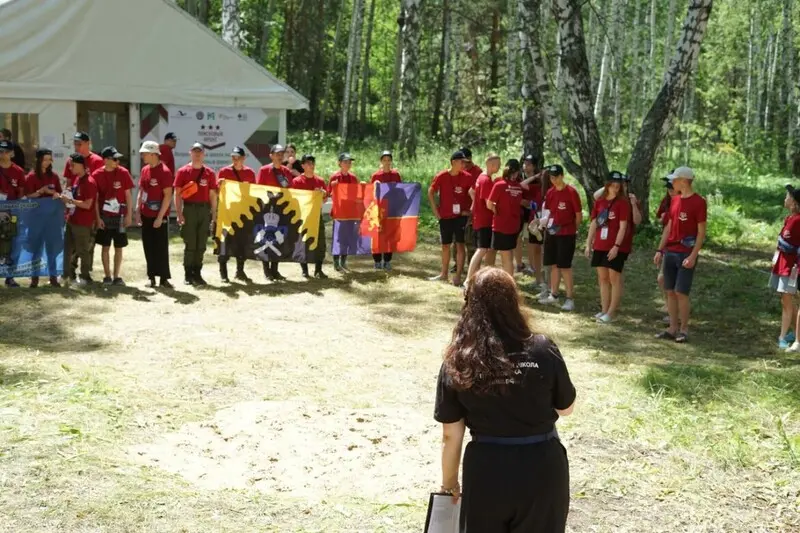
[307,0,327,128]
[663,0,677,75]
[647,0,656,97]
[765,33,780,133]
[387,11,405,144]
[506,0,518,103]
[339,0,365,148]
[255,0,277,66]
[398,0,422,160]
[222,0,241,47]
[318,0,346,131]
[198,0,209,25]
[628,0,643,142]
[554,0,609,198]
[518,0,544,167]
[780,0,794,170]
[745,9,755,151]
[759,32,773,132]
[443,4,460,141]
[610,0,626,138]
[359,0,377,137]
[594,38,611,120]
[488,7,502,116]
[627,0,714,222]
[432,0,451,138]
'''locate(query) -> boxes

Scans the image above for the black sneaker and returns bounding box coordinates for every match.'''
[184,267,195,286]
[314,271,328,280]
[102,276,113,285]
[49,276,61,288]
[301,272,311,279]
[149,277,157,288]
[194,271,208,286]
[5,278,19,288]
[30,277,39,289]
[160,279,174,289]
[234,271,252,283]
[272,271,286,281]
[112,278,125,286]
[77,276,93,286]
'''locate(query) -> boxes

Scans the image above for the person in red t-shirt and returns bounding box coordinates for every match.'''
[93,147,134,286]
[450,147,483,273]
[0,140,26,287]
[217,146,257,283]
[256,144,293,282]
[655,174,679,313]
[371,150,402,270]
[23,149,63,288]
[429,151,471,286]
[136,141,174,288]
[57,153,97,286]
[488,159,525,276]
[64,132,104,275]
[538,164,582,311]
[159,132,177,176]
[329,153,359,272]
[516,155,548,291]
[292,154,329,279]
[465,153,501,284]
[654,167,707,343]
[773,185,800,351]
[585,171,631,323]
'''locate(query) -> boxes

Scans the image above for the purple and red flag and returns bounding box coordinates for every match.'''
[331,182,421,255]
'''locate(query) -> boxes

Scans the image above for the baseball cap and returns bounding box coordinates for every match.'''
[667,166,694,182]
[36,148,53,158]
[451,151,466,161]
[270,144,286,154]
[69,153,86,165]
[0,140,12,152]
[190,142,204,152]
[338,152,355,162]
[73,131,90,142]
[101,146,123,160]
[380,150,393,159]
[523,154,535,163]
[786,184,800,204]
[505,159,521,173]
[459,147,473,160]
[546,164,564,176]
[607,170,625,182]
[164,132,177,141]
[300,154,316,164]
[139,140,161,155]
[231,146,246,157]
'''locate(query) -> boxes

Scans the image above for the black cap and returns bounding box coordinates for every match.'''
[607,170,625,182]
[546,164,564,176]
[523,154,535,163]
[164,132,177,141]
[101,146,123,160]
[36,148,53,158]
[338,152,355,162]
[0,140,12,152]
[786,184,800,204]
[300,154,316,164]
[380,150,393,159]
[270,144,286,154]
[69,153,86,165]
[231,146,246,157]
[459,147,473,159]
[73,131,90,142]
[451,151,466,161]
[505,159,521,173]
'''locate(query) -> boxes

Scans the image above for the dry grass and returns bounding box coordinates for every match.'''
[0,228,798,532]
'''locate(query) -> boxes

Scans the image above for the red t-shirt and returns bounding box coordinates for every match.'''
[257,164,293,188]
[291,174,327,195]
[23,170,62,196]
[523,182,543,215]
[544,185,582,236]
[431,170,471,219]
[328,171,358,196]
[63,153,104,182]
[774,214,800,276]
[464,164,483,188]
[471,173,495,230]
[0,163,26,200]
[489,179,524,234]
[370,170,402,184]
[159,144,176,176]
[139,163,173,217]
[174,164,218,204]
[590,197,631,252]
[93,166,135,216]
[665,193,707,253]
[656,194,671,224]
[218,165,256,184]
[68,175,98,227]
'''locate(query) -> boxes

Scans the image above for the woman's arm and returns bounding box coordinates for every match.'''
[441,420,466,502]
[556,404,574,416]
[630,196,642,225]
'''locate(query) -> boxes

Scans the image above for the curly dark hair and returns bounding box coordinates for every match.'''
[444,267,533,395]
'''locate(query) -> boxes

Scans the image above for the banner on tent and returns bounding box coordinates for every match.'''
[214,180,323,263]
[331,182,421,256]
[0,198,65,278]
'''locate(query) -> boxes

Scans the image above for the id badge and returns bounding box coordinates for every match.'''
[773,251,780,265]
[141,191,148,203]
[453,203,461,215]
[600,227,609,240]
[790,265,799,289]
[0,193,6,201]
[104,199,121,214]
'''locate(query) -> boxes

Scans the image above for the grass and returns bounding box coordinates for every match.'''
[1,145,799,531]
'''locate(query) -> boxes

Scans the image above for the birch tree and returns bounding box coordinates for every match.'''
[222,0,241,48]
[518,0,544,166]
[387,9,405,144]
[359,0,378,136]
[398,0,422,160]
[339,0,365,147]
[432,0,452,138]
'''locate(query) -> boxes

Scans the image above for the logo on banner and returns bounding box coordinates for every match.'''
[196,111,205,120]
[237,113,248,121]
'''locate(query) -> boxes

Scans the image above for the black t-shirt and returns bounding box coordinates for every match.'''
[434,335,576,437]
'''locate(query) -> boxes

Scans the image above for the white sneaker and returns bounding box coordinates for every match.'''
[597,313,612,323]
[428,274,447,282]
[594,311,605,319]
[539,294,558,305]
[787,341,800,353]
[561,298,575,312]
[523,266,535,276]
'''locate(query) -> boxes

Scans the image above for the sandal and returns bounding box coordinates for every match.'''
[655,331,676,340]
[675,332,689,343]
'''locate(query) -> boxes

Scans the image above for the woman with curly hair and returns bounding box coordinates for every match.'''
[433,267,576,532]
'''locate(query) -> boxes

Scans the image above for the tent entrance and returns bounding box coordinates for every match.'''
[77,101,130,167]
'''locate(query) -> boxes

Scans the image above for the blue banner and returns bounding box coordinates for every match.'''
[0,199,65,278]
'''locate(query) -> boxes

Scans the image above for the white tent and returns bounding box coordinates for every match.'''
[0,0,307,110]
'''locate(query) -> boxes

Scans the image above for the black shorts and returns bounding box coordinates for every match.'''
[492,231,519,251]
[543,234,576,269]
[95,227,129,248]
[474,227,492,249]
[519,208,531,234]
[439,216,468,245]
[590,249,629,273]
[663,251,696,295]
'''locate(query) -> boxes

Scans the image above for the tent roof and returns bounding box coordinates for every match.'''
[0,0,308,110]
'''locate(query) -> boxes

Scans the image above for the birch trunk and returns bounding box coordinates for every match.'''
[339,0,365,146]
[222,0,241,47]
[663,0,677,75]
[358,0,377,137]
[387,11,405,143]
[627,0,714,221]
[628,0,643,141]
[443,4,460,141]
[765,33,780,132]
[611,0,626,137]
[349,0,366,128]
[780,0,794,170]
[745,11,755,150]
[518,0,544,167]
[506,0,518,102]
[318,0,346,131]
[432,0,451,138]
[398,0,422,160]
[647,0,656,97]
[594,38,611,120]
